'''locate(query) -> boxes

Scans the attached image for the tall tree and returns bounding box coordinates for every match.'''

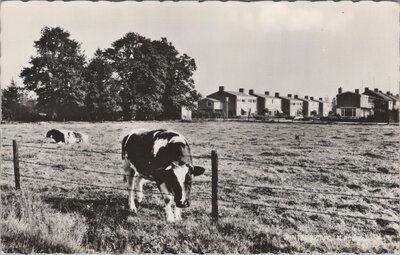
[105,33,167,120]
[20,26,87,120]
[1,79,21,121]
[84,49,121,121]
[153,38,201,119]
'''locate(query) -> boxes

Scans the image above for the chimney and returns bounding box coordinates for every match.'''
[374,88,379,92]
[365,87,369,93]
[275,92,280,97]
[379,90,382,93]
[249,89,254,95]
[219,86,224,92]
[305,96,309,99]
[265,91,269,95]
[319,97,323,101]
[239,88,244,93]
[294,95,298,99]
[310,97,314,100]
[355,89,359,94]
[288,94,292,98]
[338,87,342,94]
[387,91,391,95]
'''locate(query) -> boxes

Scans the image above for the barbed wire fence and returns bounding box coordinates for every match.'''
[1,140,399,224]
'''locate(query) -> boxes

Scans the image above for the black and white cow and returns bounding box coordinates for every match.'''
[121,129,205,222]
[46,129,89,144]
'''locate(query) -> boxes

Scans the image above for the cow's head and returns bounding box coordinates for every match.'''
[154,161,205,208]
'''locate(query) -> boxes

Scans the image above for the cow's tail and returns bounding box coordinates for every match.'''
[122,135,128,160]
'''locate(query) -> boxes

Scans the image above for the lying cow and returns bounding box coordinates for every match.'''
[121,129,205,222]
[46,129,89,144]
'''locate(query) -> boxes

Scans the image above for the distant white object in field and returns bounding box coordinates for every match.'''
[181,106,192,121]
[45,129,89,144]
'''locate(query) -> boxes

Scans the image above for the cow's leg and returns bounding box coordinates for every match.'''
[134,177,148,207]
[127,175,137,212]
[159,183,175,222]
[123,159,138,212]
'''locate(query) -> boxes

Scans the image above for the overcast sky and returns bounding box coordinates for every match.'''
[1,1,398,99]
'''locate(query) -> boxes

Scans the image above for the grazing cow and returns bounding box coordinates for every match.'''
[46,129,89,144]
[121,129,205,222]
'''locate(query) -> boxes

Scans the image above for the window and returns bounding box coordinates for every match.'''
[341,108,356,117]
[207,101,212,107]
[242,99,245,102]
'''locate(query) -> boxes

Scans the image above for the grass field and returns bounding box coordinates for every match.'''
[1,121,399,253]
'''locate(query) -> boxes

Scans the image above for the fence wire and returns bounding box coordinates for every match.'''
[219,197,400,224]
[12,159,398,201]
[5,142,396,175]
[0,172,210,199]
[3,171,396,224]
[219,180,400,201]
[4,155,398,202]
[19,160,126,177]
[8,143,211,159]
[218,156,399,175]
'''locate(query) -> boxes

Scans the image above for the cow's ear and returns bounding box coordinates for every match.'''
[192,166,205,176]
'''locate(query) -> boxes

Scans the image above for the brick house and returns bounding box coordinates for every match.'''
[363,87,394,122]
[279,94,303,117]
[336,88,373,118]
[248,90,282,116]
[207,86,257,117]
[384,91,400,122]
[312,97,332,117]
[298,96,320,117]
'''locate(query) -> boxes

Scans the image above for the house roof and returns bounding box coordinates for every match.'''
[297,97,315,102]
[385,93,400,101]
[376,92,394,101]
[253,93,280,99]
[279,96,303,101]
[224,91,256,97]
[366,94,384,101]
[363,90,393,101]
[202,97,221,102]
[311,98,326,103]
[207,90,257,98]
[337,91,361,96]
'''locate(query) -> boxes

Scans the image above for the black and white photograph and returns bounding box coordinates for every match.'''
[1,1,399,253]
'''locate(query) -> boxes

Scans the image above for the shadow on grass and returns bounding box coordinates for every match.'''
[42,194,166,252]
[42,194,166,220]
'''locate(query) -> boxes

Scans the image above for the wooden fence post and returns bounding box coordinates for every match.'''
[211,150,218,221]
[12,140,21,190]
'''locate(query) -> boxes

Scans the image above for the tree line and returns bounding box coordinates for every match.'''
[2,27,201,121]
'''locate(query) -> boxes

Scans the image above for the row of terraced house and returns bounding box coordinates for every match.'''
[336,87,400,122]
[198,86,332,118]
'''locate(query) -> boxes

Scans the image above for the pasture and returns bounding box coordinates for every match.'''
[1,121,399,253]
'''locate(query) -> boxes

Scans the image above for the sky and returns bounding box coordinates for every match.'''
[1,1,398,100]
